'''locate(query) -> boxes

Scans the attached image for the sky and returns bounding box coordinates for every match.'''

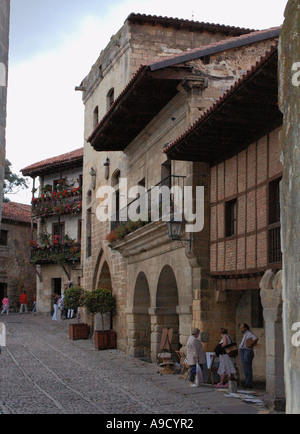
[6,0,288,204]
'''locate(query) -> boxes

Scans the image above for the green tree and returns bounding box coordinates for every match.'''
[3,159,29,202]
[85,288,116,332]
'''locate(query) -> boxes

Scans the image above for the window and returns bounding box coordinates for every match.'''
[161,161,171,188]
[99,65,103,79]
[78,219,82,242]
[111,170,121,231]
[0,230,8,246]
[86,208,92,258]
[225,199,237,237]
[93,106,99,129]
[52,223,65,241]
[111,169,121,187]
[251,290,264,328]
[268,178,282,264]
[107,88,115,110]
[78,174,83,188]
[269,178,281,224]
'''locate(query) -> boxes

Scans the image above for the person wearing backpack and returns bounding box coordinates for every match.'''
[215,328,237,389]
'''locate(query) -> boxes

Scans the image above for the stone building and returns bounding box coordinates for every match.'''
[165,45,284,409]
[79,11,281,368]
[0,201,37,311]
[279,0,300,415]
[0,0,10,222]
[21,148,83,314]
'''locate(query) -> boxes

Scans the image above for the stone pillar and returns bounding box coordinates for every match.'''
[149,308,179,362]
[279,0,300,414]
[126,308,151,359]
[0,0,10,221]
[260,270,285,412]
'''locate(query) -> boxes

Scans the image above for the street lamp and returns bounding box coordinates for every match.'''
[166,218,184,240]
[166,218,193,253]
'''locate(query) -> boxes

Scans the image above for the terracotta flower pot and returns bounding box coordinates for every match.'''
[94,331,117,350]
[69,323,90,341]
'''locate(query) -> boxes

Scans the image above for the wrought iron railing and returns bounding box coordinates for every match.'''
[30,242,81,265]
[268,225,282,264]
[110,175,186,232]
[31,190,82,219]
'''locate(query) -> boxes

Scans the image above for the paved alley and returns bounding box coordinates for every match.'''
[0,315,264,415]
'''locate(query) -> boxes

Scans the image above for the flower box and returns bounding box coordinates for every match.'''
[69,323,90,340]
[94,330,117,350]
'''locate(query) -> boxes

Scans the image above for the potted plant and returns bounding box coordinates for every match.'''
[84,288,117,350]
[64,286,90,340]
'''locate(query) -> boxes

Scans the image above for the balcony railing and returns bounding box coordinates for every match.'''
[31,188,82,219]
[30,241,81,265]
[108,175,186,242]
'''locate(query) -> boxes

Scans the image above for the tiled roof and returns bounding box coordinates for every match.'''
[164,44,279,158]
[22,148,83,177]
[2,202,33,225]
[150,26,282,71]
[126,13,256,36]
[88,26,281,146]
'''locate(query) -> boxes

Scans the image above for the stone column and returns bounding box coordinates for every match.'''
[260,270,285,411]
[279,0,300,414]
[0,0,10,222]
[126,307,151,359]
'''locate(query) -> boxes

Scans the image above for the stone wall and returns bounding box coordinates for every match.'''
[0,220,36,310]
[279,0,300,415]
[80,15,280,359]
[0,0,10,222]
[36,265,82,315]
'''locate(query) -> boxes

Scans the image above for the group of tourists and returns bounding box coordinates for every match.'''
[52,293,77,322]
[187,324,258,390]
[0,292,36,316]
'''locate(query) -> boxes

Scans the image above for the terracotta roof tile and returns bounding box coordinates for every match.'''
[164,44,279,155]
[2,202,33,225]
[88,26,281,145]
[22,148,83,177]
[126,13,256,35]
[150,26,282,71]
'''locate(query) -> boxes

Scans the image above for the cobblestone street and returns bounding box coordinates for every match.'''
[0,315,264,415]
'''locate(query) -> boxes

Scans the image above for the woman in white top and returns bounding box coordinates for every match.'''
[186,328,206,387]
[216,328,237,388]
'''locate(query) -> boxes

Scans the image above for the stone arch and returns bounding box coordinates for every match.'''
[128,272,151,359]
[92,249,104,290]
[153,265,180,358]
[98,261,112,291]
[95,259,114,331]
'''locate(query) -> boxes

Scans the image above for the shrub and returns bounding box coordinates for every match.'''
[84,288,116,332]
[64,286,86,323]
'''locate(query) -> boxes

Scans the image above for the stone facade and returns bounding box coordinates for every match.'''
[0,0,10,223]
[0,203,36,311]
[279,0,300,415]
[79,13,280,365]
